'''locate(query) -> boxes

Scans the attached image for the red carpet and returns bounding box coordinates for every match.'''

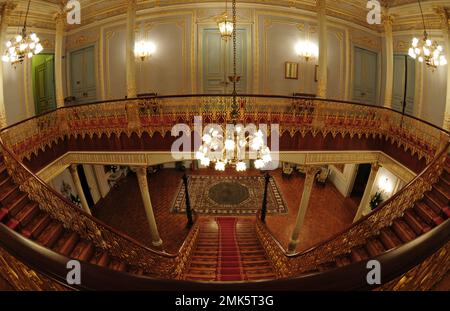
[216,217,244,281]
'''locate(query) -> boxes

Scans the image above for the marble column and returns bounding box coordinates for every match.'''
[93,165,110,198]
[55,12,65,108]
[136,166,163,248]
[353,163,380,222]
[316,0,327,98]
[69,164,92,215]
[126,0,137,99]
[288,166,319,253]
[437,8,450,131]
[383,13,394,108]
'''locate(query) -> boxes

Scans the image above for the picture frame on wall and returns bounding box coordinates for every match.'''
[285,62,299,80]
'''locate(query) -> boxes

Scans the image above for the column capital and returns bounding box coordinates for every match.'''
[69,164,78,173]
[54,11,66,26]
[382,14,394,33]
[126,0,137,9]
[305,165,321,177]
[435,7,449,31]
[135,166,148,176]
[1,1,16,18]
[371,162,381,172]
[316,0,326,14]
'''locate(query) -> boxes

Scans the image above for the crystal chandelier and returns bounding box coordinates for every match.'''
[197,0,272,172]
[408,0,447,70]
[217,0,233,41]
[2,0,43,66]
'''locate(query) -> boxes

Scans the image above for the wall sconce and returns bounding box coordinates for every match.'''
[295,41,318,62]
[134,41,156,62]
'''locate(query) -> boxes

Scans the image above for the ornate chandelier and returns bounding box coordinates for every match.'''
[217,0,233,41]
[196,0,272,172]
[408,0,447,70]
[2,0,43,66]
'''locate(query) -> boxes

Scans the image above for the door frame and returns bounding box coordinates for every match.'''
[197,22,253,94]
[32,53,56,115]
[66,43,99,101]
[350,44,381,106]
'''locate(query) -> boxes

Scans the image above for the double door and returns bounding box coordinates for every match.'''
[70,46,97,104]
[353,47,378,105]
[392,55,415,115]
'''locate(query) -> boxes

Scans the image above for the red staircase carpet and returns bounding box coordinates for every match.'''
[217,217,243,281]
[184,217,276,281]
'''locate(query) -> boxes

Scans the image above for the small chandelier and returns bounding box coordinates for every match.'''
[197,0,272,172]
[217,0,233,41]
[2,0,43,65]
[295,41,318,62]
[134,41,156,62]
[408,0,447,70]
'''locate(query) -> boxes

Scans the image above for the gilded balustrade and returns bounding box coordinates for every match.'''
[0,96,448,283]
[0,97,444,163]
[256,146,449,278]
[0,143,200,279]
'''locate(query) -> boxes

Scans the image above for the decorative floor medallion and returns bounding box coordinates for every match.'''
[171,175,288,215]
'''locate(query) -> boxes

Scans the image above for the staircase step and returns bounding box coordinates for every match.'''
[0,184,19,202]
[0,193,28,218]
[365,238,385,257]
[350,247,369,262]
[424,192,446,215]
[379,228,401,250]
[109,260,127,272]
[70,240,95,261]
[335,255,352,267]
[414,202,444,226]
[90,250,110,267]
[35,221,64,248]
[6,202,39,230]
[54,231,80,256]
[392,219,417,243]
[21,212,51,239]
[432,184,450,204]
[404,209,431,235]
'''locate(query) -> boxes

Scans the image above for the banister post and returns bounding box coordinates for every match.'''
[182,174,194,228]
[260,172,270,223]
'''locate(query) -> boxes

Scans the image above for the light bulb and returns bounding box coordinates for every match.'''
[262,154,272,163]
[215,161,225,171]
[200,157,210,167]
[2,55,9,62]
[423,47,430,56]
[440,56,447,66]
[202,134,212,143]
[412,38,419,47]
[437,45,443,52]
[225,139,235,151]
[30,33,37,41]
[27,52,33,58]
[418,56,424,63]
[254,159,265,169]
[426,39,432,47]
[236,162,247,172]
[5,41,11,48]
[415,48,421,55]
[15,35,22,42]
[29,42,36,49]
[195,151,204,160]
[408,48,416,59]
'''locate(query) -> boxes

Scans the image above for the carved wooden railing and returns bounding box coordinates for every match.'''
[0,96,444,164]
[256,143,450,279]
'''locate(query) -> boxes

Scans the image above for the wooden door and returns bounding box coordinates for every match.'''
[33,54,56,114]
[353,47,378,105]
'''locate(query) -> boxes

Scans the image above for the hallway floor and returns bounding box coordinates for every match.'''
[93,168,358,254]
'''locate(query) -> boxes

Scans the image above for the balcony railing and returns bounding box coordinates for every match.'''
[0,95,448,289]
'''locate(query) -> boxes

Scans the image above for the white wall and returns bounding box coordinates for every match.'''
[328,164,358,198]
